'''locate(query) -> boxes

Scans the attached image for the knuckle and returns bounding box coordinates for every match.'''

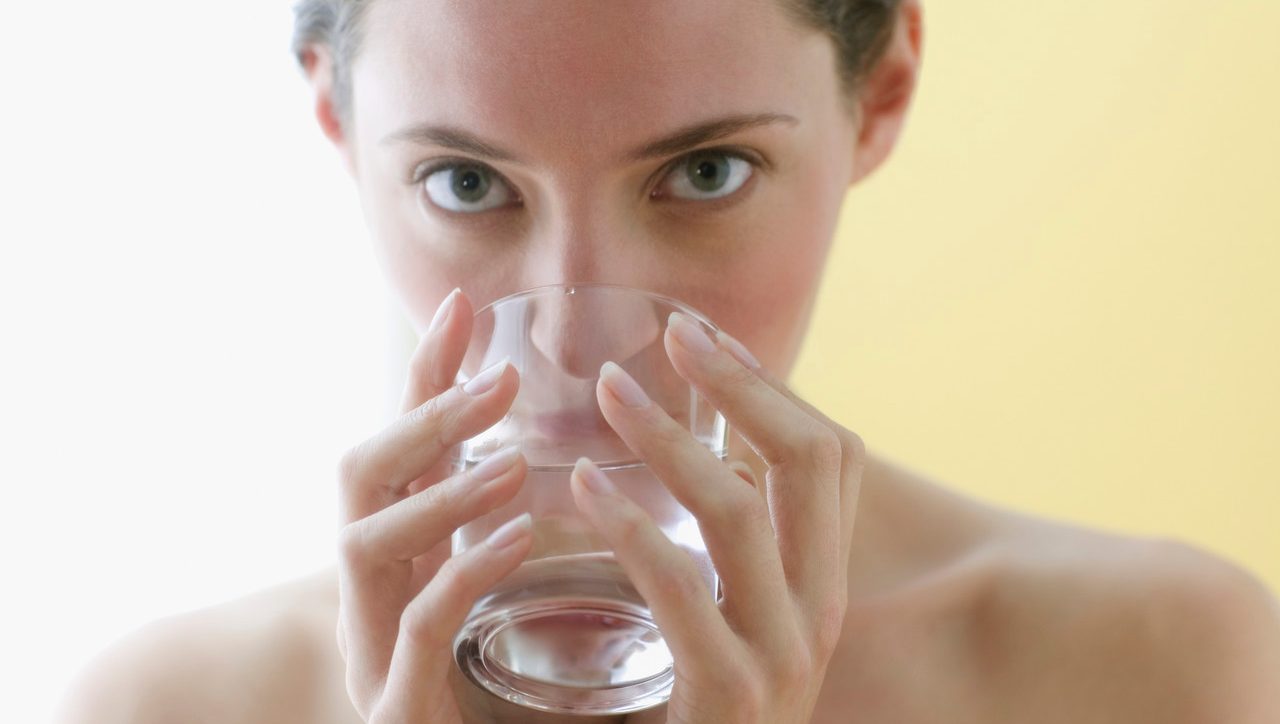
[408,389,451,429]
[336,521,371,566]
[719,485,770,531]
[837,427,867,467]
[400,563,474,650]
[655,560,707,602]
[399,604,446,652]
[611,506,651,548]
[433,552,482,602]
[719,355,760,390]
[336,442,367,489]
[414,476,454,515]
[648,416,691,449]
[403,555,500,645]
[806,426,844,477]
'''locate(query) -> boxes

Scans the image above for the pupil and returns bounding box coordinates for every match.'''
[452,166,490,202]
[697,161,718,179]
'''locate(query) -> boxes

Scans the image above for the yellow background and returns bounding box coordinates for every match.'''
[794,2,1280,590]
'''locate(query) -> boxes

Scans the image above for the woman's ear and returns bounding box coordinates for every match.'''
[300,44,358,179]
[849,0,923,186]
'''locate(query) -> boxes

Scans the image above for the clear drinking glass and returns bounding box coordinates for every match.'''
[449,283,729,715]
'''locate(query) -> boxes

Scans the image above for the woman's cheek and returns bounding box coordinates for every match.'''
[628,220,799,369]
[364,196,474,331]
[723,173,839,368]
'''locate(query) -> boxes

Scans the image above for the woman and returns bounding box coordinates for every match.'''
[57,1,1280,722]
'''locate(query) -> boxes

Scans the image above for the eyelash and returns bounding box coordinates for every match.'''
[409,145,767,214]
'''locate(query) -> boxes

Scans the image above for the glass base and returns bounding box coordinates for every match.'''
[452,553,675,715]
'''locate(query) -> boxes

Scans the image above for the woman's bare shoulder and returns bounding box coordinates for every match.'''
[55,565,354,724]
[845,452,1280,722]
[974,518,1280,721]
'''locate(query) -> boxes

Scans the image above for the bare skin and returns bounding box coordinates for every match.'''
[55,449,1280,724]
[55,0,1280,722]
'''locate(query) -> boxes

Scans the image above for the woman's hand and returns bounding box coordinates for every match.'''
[569,311,866,724]
[333,288,537,724]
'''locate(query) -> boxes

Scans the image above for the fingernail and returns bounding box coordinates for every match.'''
[667,311,716,355]
[575,457,617,496]
[468,444,522,482]
[600,361,650,408]
[427,287,460,337]
[485,512,532,550]
[715,330,761,370]
[463,357,510,396]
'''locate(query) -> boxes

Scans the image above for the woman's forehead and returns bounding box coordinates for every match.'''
[352,0,830,166]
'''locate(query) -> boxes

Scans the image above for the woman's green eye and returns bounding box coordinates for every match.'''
[423,162,517,213]
[661,150,754,201]
[688,154,730,192]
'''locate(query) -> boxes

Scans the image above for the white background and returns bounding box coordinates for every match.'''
[1,3,416,721]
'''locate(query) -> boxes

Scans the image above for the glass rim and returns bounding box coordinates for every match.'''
[471,282,721,334]
[454,282,730,471]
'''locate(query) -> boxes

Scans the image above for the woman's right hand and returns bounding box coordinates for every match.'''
[334,288,535,723]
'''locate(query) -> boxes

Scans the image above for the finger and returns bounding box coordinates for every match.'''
[339,445,525,568]
[663,311,843,603]
[398,287,474,415]
[337,443,525,713]
[568,458,744,676]
[392,288,473,506]
[715,326,867,589]
[728,459,759,487]
[596,361,792,646]
[714,327,865,653]
[336,614,346,663]
[337,357,519,524]
[380,514,534,721]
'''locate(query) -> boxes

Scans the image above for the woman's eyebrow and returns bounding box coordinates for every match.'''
[379,112,799,165]
[381,124,520,162]
[625,112,798,161]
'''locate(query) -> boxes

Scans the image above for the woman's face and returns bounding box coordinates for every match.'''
[342,0,861,378]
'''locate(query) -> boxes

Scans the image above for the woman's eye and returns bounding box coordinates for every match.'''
[658,150,754,201]
[422,162,517,213]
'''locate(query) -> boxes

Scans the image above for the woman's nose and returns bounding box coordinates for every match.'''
[516,197,665,379]
[528,285,663,380]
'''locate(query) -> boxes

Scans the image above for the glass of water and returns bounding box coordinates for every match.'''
[449,283,728,715]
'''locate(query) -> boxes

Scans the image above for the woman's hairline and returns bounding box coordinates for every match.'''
[290,0,900,138]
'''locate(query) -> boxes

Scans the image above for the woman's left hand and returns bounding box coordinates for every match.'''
[569,311,866,724]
